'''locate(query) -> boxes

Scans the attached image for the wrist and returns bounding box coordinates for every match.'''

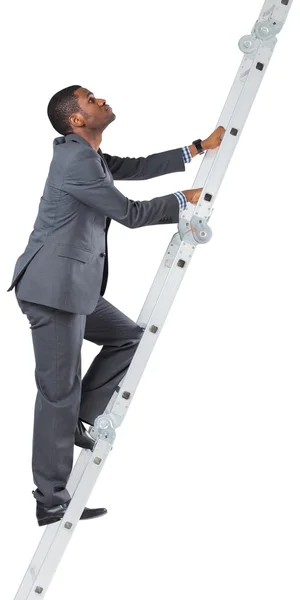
[188,143,199,158]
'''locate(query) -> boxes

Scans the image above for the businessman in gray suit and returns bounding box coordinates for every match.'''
[7,85,224,526]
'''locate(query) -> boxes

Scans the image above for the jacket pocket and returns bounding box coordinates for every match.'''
[56,244,92,263]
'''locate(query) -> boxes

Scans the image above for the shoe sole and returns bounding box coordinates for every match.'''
[37,509,107,526]
[38,515,63,527]
[80,509,107,520]
[75,443,94,451]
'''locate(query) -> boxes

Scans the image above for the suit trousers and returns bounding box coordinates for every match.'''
[16,292,144,506]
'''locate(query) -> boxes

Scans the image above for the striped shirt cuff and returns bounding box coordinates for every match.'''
[181,146,192,163]
[174,191,187,211]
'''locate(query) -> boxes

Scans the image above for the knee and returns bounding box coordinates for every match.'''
[123,324,144,348]
[132,324,144,344]
[137,325,145,340]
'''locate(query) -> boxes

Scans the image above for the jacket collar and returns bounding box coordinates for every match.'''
[53,133,102,154]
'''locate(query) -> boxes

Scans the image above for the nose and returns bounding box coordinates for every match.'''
[96,98,106,107]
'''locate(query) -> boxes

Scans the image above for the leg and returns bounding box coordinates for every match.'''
[80,295,144,425]
[17,298,86,506]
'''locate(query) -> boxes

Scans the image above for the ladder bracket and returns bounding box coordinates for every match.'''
[179,216,212,246]
[238,34,260,54]
[254,18,284,40]
[179,215,212,245]
[191,217,212,244]
[239,15,284,54]
[92,415,116,445]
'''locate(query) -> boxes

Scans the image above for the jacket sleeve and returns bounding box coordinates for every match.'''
[61,149,180,229]
[101,148,186,180]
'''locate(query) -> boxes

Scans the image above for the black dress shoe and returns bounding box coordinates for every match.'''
[36,501,107,527]
[75,419,95,451]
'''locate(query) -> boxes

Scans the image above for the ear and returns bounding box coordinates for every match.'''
[69,113,84,128]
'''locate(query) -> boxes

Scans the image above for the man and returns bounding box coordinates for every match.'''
[7,85,224,526]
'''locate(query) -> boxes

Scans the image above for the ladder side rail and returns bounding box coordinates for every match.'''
[257,0,293,25]
[108,47,277,424]
[103,231,182,415]
[183,0,293,224]
[192,43,275,223]
[130,232,182,331]
[104,50,269,418]
[109,237,197,423]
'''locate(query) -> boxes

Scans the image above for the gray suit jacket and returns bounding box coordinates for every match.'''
[7,133,186,314]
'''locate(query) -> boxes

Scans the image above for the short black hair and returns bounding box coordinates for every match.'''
[47,85,82,136]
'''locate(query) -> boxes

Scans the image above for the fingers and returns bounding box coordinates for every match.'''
[213,126,225,148]
[215,126,225,140]
[192,188,203,204]
[213,125,225,138]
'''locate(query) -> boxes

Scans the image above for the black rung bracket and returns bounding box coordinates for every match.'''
[149,325,158,334]
[256,62,264,71]
[230,128,238,136]
[281,0,289,5]
[177,259,186,268]
[204,193,212,202]
[122,391,131,399]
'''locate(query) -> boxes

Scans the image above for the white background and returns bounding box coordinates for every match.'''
[1,0,299,598]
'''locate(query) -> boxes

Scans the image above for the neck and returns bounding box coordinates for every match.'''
[70,130,103,152]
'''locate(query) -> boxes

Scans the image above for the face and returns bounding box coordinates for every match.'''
[69,87,116,132]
